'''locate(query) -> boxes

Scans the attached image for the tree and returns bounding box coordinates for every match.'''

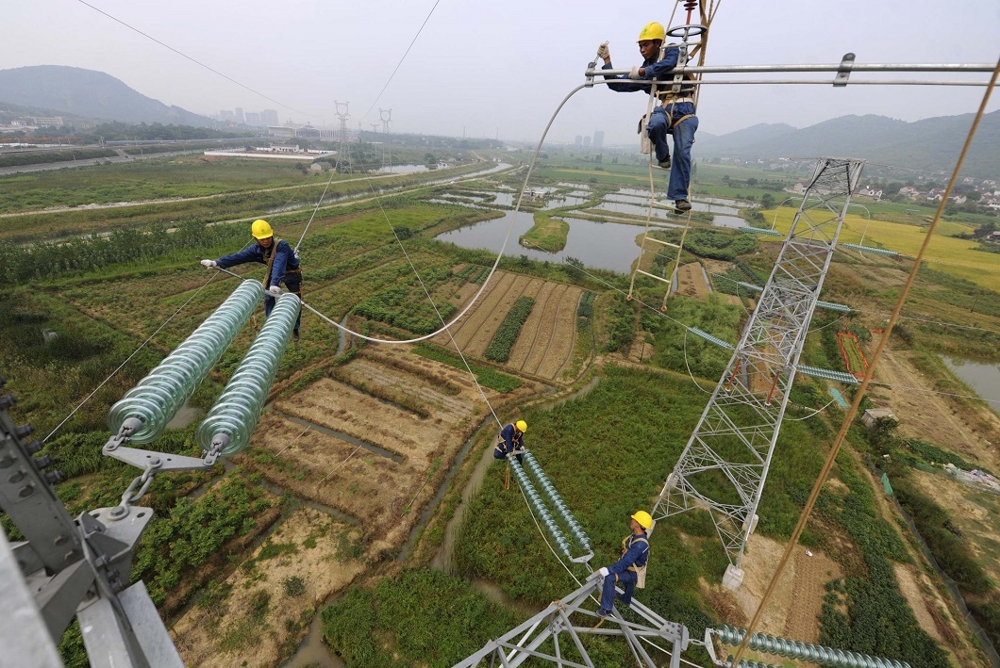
[760,192,776,209]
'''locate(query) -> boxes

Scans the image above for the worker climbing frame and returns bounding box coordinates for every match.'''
[626,1,713,310]
[651,158,866,587]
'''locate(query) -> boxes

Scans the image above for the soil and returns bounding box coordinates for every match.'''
[870,344,1000,473]
[170,506,366,668]
[242,345,542,558]
[432,270,583,382]
[909,468,1000,583]
[710,534,842,643]
[675,261,711,299]
[893,562,945,643]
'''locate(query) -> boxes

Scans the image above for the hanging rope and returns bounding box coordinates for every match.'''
[731,54,1000,667]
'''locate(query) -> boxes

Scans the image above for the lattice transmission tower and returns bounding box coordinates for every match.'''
[379,108,392,171]
[652,157,865,588]
[335,100,351,174]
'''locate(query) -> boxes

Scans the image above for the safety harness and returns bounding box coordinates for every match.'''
[262,237,303,300]
[621,534,649,589]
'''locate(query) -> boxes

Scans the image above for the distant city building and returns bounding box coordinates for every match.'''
[583,136,591,147]
[235,107,245,124]
[30,116,64,127]
[261,109,279,125]
[593,130,604,149]
[574,135,583,147]
[244,112,261,126]
[220,110,236,121]
[268,125,296,139]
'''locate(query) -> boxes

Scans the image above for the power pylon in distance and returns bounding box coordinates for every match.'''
[379,108,392,171]
[334,100,351,174]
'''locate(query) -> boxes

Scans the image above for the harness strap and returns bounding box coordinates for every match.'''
[263,236,281,289]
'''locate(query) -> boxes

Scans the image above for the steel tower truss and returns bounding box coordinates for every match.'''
[652,157,865,575]
[454,577,690,668]
[335,101,351,174]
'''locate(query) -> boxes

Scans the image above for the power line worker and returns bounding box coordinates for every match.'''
[598,22,699,213]
[494,419,527,464]
[596,510,652,619]
[201,219,303,340]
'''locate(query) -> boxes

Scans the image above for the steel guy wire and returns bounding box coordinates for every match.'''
[43,271,220,444]
[294,83,592,346]
[293,167,339,253]
[361,0,443,122]
[75,0,316,120]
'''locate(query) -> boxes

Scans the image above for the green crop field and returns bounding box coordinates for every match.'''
[764,206,1000,290]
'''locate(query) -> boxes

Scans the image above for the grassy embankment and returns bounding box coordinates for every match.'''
[0,156,491,242]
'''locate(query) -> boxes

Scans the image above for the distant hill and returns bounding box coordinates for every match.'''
[697,111,1000,179]
[0,65,215,127]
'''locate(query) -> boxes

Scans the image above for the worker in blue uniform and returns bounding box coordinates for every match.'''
[201,219,302,340]
[494,419,527,463]
[596,510,653,618]
[598,22,699,212]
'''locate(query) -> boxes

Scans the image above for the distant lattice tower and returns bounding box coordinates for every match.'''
[335,100,351,174]
[379,108,392,171]
[652,157,866,589]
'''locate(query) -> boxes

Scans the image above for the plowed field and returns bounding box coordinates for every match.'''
[434,270,583,381]
[241,345,543,557]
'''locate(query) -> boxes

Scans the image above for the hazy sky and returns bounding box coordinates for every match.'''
[4,0,999,145]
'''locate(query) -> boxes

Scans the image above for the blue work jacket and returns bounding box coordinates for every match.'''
[607,532,649,577]
[496,423,524,457]
[603,48,696,121]
[217,239,300,288]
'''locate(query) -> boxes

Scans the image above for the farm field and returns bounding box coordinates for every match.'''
[431,269,583,382]
[5,151,1000,667]
[767,207,1000,290]
[243,344,543,557]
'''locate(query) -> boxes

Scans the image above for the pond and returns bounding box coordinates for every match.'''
[435,211,646,273]
[942,356,1000,411]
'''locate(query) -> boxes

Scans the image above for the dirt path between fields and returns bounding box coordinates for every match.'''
[870,344,1000,472]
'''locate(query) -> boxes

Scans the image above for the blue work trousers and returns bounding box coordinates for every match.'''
[599,570,638,614]
[263,273,302,331]
[647,108,699,202]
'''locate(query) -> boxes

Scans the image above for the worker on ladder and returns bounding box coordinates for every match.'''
[595,510,653,619]
[201,219,303,341]
[598,22,699,213]
[494,419,527,464]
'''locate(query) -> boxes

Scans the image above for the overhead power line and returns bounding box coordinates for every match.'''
[75,0,316,119]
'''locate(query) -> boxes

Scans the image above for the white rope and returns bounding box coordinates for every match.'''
[43,272,220,443]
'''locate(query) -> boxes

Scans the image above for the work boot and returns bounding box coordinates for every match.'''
[657,156,671,169]
[293,329,300,342]
[674,200,692,212]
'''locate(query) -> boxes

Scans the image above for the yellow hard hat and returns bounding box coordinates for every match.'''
[515,420,528,433]
[637,22,665,43]
[631,510,654,530]
[251,219,273,240]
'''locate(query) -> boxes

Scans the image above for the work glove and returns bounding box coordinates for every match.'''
[268,285,282,296]
[598,567,610,577]
[596,42,609,60]
[628,66,642,80]
[200,259,217,269]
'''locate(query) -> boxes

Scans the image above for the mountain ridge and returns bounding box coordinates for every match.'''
[0,65,215,127]
[696,111,1000,179]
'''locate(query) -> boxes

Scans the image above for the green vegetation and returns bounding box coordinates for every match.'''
[520,212,569,252]
[677,228,758,261]
[322,568,518,667]
[815,452,948,667]
[132,473,278,607]
[0,147,117,168]
[413,344,522,392]
[484,296,534,362]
